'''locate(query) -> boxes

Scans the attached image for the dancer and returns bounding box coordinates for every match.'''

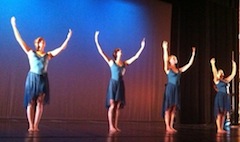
[210,58,236,133]
[162,41,196,132]
[11,16,72,132]
[94,31,145,133]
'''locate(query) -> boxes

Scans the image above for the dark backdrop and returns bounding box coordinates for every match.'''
[168,0,239,124]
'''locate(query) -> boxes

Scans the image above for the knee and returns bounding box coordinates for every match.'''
[28,101,36,107]
[109,104,115,110]
[36,95,45,104]
[165,110,170,115]
[116,103,121,110]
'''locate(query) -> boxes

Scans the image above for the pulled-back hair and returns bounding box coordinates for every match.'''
[112,48,121,60]
[34,37,44,51]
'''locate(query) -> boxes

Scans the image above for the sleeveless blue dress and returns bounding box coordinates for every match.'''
[214,81,230,117]
[106,61,126,109]
[162,69,181,117]
[24,50,50,108]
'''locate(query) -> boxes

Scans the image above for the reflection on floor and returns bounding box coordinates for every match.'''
[0,119,239,142]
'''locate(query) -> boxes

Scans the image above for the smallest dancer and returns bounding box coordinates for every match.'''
[210,58,236,133]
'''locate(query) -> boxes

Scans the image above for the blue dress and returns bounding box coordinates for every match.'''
[214,81,230,117]
[24,50,50,108]
[106,61,126,109]
[162,69,181,117]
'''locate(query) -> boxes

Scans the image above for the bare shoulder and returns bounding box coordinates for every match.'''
[108,59,114,66]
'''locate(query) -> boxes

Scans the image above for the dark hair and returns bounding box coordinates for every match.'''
[34,37,44,51]
[112,48,121,60]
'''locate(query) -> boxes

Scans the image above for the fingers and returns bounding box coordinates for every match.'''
[67,29,72,38]
[162,41,168,44]
[68,29,72,35]
[95,31,100,36]
[192,47,196,52]
[210,58,215,64]
[232,60,236,65]
[162,41,168,49]
[11,16,16,25]
[11,16,16,22]
[141,38,146,47]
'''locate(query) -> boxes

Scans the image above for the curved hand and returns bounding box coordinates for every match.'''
[162,41,168,49]
[210,58,218,82]
[192,47,196,55]
[11,16,16,27]
[141,38,146,48]
[210,58,215,64]
[67,29,72,39]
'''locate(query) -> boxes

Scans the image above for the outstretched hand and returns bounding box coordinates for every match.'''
[232,60,236,66]
[192,47,196,56]
[141,38,145,47]
[162,41,168,49]
[95,31,100,37]
[210,58,215,64]
[192,47,196,52]
[11,16,16,26]
[67,29,72,38]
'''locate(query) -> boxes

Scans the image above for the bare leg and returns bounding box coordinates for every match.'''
[108,100,117,133]
[114,102,121,132]
[170,106,177,132]
[216,114,221,132]
[216,114,226,133]
[164,109,173,132]
[220,114,227,133]
[27,101,35,132]
[33,94,45,131]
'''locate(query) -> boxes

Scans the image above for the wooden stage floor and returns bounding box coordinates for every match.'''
[0,119,239,142]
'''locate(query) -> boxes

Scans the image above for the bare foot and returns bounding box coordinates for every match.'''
[217,129,227,134]
[34,128,39,132]
[116,128,121,132]
[28,128,34,132]
[171,128,177,132]
[166,128,175,133]
[109,128,117,133]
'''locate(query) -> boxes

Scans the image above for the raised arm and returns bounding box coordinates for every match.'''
[10,16,31,54]
[94,31,111,64]
[48,29,72,58]
[162,41,169,74]
[210,58,218,83]
[125,38,145,65]
[179,47,196,72]
[224,60,237,83]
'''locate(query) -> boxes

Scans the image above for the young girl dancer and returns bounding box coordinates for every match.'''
[162,41,196,132]
[94,31,145,133]
[210,58,236,133]
[11,16,72,132]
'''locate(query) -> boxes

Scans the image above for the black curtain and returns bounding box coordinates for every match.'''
[169,0,239,124]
